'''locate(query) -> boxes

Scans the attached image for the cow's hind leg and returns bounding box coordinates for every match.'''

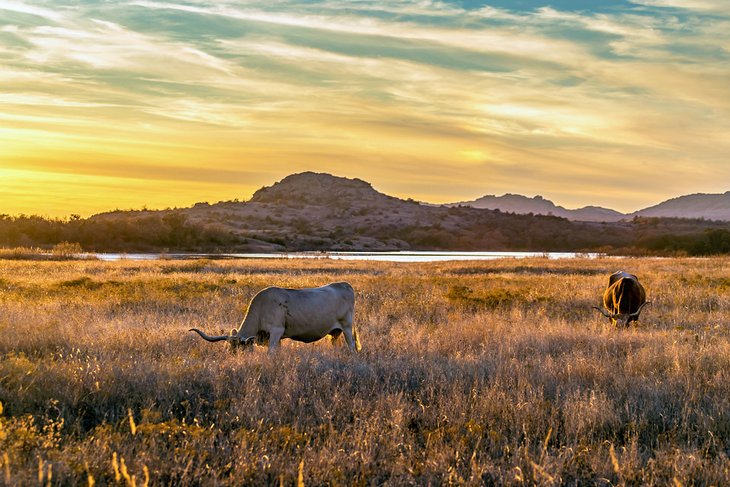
[342,328,356,352]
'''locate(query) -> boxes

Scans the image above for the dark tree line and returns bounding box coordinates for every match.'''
[637,228,730,255]
[0,213,241,252]
[2,211,730,255]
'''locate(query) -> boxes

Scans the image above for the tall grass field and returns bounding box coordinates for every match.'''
[1,256,729,485]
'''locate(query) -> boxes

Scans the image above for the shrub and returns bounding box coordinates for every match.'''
[52,242,83,257]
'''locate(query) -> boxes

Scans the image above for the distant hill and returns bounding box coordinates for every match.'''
[571,206,626,222]
[450,191,730,222]
[448,194,625,222]
[632,192,730,220]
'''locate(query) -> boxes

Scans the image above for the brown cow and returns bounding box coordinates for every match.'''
[593,271,650,327]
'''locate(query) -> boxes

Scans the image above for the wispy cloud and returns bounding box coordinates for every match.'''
[0,1,65,22]
[629,0,729,12]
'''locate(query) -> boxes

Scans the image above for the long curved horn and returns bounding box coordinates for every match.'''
[189,328,230,342]
[592,306,613,318]
[629,301,651,318]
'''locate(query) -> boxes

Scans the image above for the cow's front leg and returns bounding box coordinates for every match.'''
[267,327,285,352]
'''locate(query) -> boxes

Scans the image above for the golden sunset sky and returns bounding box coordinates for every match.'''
[1,0,729,216]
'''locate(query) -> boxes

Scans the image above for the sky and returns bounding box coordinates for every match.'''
[1,0,729,217]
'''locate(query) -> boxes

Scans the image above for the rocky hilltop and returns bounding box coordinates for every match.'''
[251,172,397,206]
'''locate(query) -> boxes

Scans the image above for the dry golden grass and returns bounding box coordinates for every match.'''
[1,256,730,485]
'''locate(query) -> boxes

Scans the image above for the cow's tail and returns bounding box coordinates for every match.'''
[353,326,362,352]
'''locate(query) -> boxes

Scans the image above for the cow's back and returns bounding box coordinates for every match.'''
[604,276,645,315]
[283,282,354,326]
[608,271,637,287]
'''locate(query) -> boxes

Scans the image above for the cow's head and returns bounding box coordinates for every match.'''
[592,302,650,327]
[189,327,255,352]
[228,328,256,351]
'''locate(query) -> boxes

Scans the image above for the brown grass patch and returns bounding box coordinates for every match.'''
[1,256,730,484]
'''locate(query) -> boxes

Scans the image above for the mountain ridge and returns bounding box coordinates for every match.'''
[92,172,730,223]
[91,171,730,223]
[447,193,625,222]
[449,190,730,222]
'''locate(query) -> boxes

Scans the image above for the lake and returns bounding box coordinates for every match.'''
[88,251,602,262]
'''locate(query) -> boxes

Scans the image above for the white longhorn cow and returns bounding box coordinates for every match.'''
[190,282,361,352]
